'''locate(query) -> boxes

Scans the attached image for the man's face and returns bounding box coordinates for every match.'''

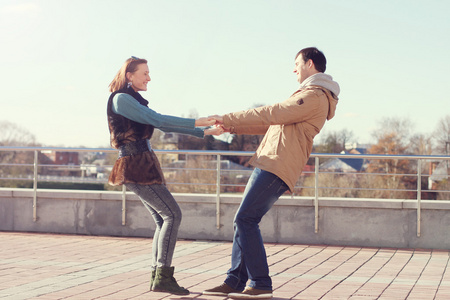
[293,55,309,84]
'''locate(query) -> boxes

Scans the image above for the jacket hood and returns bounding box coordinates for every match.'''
[300,73,339,121]
[300,73,340,97]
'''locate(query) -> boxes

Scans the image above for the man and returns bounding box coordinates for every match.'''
[203,47,340,299]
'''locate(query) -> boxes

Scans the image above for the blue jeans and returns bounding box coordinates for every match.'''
[125,183,182,269]
[224,168,289,291]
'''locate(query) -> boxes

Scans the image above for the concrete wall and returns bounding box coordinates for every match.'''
[1,188,450,249]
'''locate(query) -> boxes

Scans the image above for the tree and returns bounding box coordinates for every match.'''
[408,133,436,199]
[433,115,450,155]
[431,115,450,199]
[367,117,414,198]
[371,117,412,154]
[410,133,434,155]
[0,121,37,188]
[314,129,355,153]
[0,121,37,146]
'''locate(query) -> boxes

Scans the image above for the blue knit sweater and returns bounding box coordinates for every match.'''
[112,93,204,138]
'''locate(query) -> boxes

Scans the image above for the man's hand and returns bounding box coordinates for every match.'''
[207,115,232,133]
[208,115,224,125]
[195,117,216,127]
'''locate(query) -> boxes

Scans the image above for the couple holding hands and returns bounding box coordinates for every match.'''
[107,47,340,298]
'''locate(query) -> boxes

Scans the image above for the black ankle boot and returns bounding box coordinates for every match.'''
[149,269,155,291]
[152,266,189,295]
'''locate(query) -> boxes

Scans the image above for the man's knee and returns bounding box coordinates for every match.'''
[234,211,256,228]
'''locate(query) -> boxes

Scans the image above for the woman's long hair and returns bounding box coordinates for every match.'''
[109,57,148,92]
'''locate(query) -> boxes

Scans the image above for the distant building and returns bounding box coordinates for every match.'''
[39,151,80,176]
[41,151,79,165]
[429,161,449,190]
[319,147,368,173]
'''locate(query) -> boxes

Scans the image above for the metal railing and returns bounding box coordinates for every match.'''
[0,146,449,237]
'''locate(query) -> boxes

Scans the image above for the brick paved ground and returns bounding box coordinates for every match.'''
[1,232,450,300]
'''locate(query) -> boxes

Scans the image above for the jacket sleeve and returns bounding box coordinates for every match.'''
[223,89,323,128]
[112,93,196,129]
[229,125,269,135]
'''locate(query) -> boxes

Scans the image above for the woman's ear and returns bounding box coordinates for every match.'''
[126,72,133,82]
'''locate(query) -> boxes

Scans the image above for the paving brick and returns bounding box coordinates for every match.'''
[1,232,450,300]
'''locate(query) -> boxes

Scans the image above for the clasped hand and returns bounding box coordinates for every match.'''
[195,115,229,136]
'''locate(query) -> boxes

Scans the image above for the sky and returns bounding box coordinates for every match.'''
[1,0,449,148]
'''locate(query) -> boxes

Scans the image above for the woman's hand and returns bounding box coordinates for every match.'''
[208,115,224,125]
[204,125,224,136]
[220,125,231,133]
[195,117,216,127]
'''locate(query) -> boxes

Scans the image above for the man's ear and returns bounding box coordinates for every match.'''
[307,59,314,69]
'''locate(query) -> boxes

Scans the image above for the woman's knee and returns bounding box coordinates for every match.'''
[163,205,182,224]
[154,217,164,228]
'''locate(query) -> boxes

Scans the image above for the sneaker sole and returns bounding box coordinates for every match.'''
[202,291,229,296]
[228,292,273,299]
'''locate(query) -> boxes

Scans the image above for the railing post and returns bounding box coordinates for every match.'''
[122,185,126,226]
[417,160,422,237]
[33,150,38,222]
[216,154,221,229]
[314,156,319,233]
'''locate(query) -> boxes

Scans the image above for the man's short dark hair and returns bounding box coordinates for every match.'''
[296,47,327,73]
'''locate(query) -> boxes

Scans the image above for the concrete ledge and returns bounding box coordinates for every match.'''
[1,188,450,249]
[319,198,404,209]
[0,189,13,197]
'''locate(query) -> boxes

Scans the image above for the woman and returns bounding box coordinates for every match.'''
[107,56,221,295]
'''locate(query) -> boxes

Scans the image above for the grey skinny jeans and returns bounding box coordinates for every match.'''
[125,183,182,269]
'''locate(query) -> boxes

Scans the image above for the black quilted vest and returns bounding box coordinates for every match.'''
[107,87,154,149]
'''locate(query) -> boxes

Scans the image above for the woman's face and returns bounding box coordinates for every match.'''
[127,63,151,92]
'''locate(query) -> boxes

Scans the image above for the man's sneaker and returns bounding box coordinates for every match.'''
[202,282,242,296]
[228,286,273,299]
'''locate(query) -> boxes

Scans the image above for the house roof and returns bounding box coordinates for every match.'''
[319,149,367,172]
[319,158,359,172]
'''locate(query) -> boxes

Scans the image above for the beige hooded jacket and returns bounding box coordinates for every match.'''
[223,73,340,192]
